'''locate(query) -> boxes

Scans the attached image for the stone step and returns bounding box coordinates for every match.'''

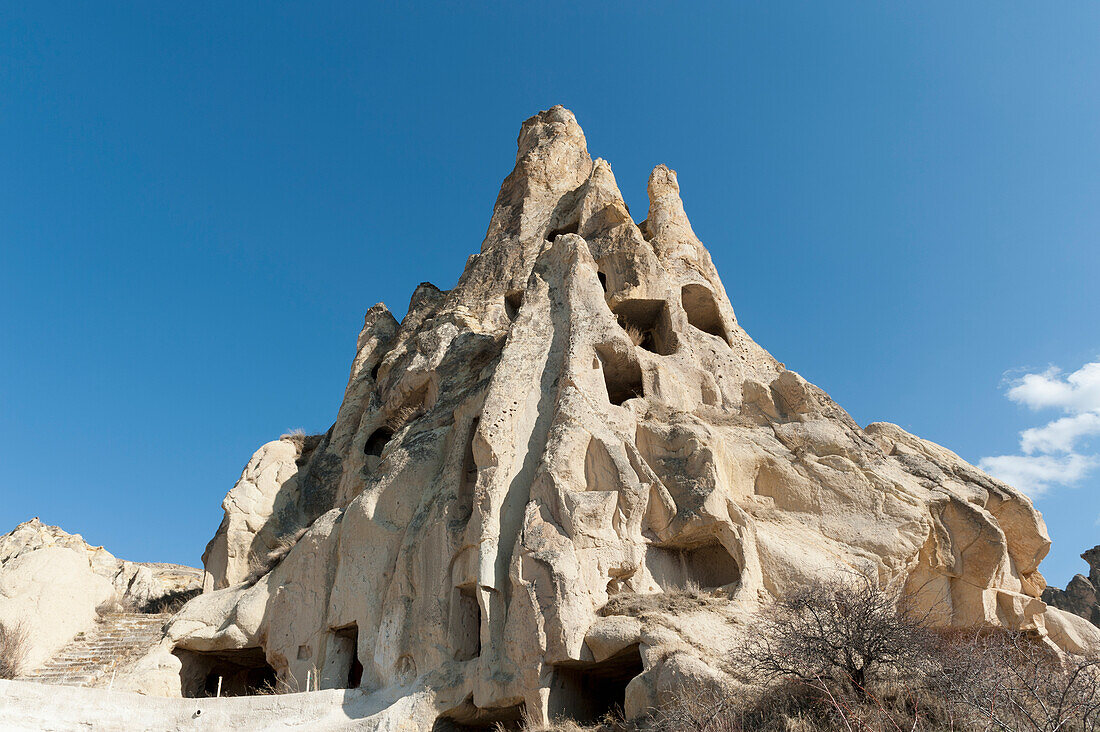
[19,611,173,688]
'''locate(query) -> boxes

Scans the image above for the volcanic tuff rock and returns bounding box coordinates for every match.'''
[0,519,201,673]
[161,106,1100,727]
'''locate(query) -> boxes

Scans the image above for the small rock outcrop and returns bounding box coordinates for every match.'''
[0,519,201,676]
[1043,546,1100,627]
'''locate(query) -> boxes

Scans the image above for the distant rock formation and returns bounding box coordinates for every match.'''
[0,519,201,675]
[1043,546,1100,627]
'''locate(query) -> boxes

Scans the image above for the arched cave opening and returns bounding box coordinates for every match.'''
[365,427,393,457]
[612,298,677,356]
[594,344,644,406]
[548,644,644,724]
[432,698,526,732]
[597,270,608,293]
[174,647,278,698]
[504,291,523,321]
[680,283,730,345]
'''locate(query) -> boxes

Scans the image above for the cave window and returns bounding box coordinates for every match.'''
[364,426,394,473]
[453,585,481,661]
[681,284,730,345]
[504,291,523,321]
[597,270,608,293]
[546,221,579,241]
[612,299,676,356]
[548,644,643,724]
[646,542,741,590]
[364,427,393,458]
[457,418,479,523]
[595,344,644,407]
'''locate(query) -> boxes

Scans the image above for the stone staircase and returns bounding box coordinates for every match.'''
[20,612,171,688]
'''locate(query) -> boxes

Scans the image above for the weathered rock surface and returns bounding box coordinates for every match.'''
[0,519,201,675]
[92,107,1100,727]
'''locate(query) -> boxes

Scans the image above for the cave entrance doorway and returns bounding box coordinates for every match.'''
[432,697,526,731]
[549,644,643,724]
[174,647,277,697]
[322,623,363,689]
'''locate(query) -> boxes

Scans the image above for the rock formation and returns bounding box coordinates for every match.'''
[1043,545,1100,627]
[0,519,201,674]
[64,106,1100,727]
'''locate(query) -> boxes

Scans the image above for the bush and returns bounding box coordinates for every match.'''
[737,571,936,691]
[937,627,1100,731]
[0,621,29,679]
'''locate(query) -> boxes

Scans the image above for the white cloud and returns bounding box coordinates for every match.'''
[978,454,1095,498]
[1007,362,1100,413]
[1019,412,1100,454]
[980,360,1100,499]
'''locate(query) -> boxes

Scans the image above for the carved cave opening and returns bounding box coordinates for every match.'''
[174,647,277,698]
[597,270,608,293]
[612,298,676,356]
[457,418,480,523]
[546,221,579,241]
[549,644,644,724]
[323,624,363,689]
[647,542,741,590]
[595,344,644,407]
[680,283,730,345]
[452,585,482,661]
[364,426,394,472]
[432,698,526,732]
[504,291,523,320]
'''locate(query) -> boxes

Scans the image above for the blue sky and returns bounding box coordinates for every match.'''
[1,3,1097,588]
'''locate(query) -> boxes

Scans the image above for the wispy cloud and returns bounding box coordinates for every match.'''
[979,361,1100,498]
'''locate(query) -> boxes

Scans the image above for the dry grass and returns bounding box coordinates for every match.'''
[0,621,29,679]
[508,709,628,732]
[386,403,420,430]
[599,583,720,618]
[243,527,309,586]
[623,324,646,348]
[136,587,201,614]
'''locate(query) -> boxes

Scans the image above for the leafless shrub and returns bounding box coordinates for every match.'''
[937,626,1100,731]
[737,571,936,691]
[96,596,126,616]
[0,621,29,679]
[600,582,721,618]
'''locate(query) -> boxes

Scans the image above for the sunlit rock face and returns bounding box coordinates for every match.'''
[177,106,1099,728]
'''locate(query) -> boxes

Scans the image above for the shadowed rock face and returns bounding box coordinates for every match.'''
[171,106,1100,727]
